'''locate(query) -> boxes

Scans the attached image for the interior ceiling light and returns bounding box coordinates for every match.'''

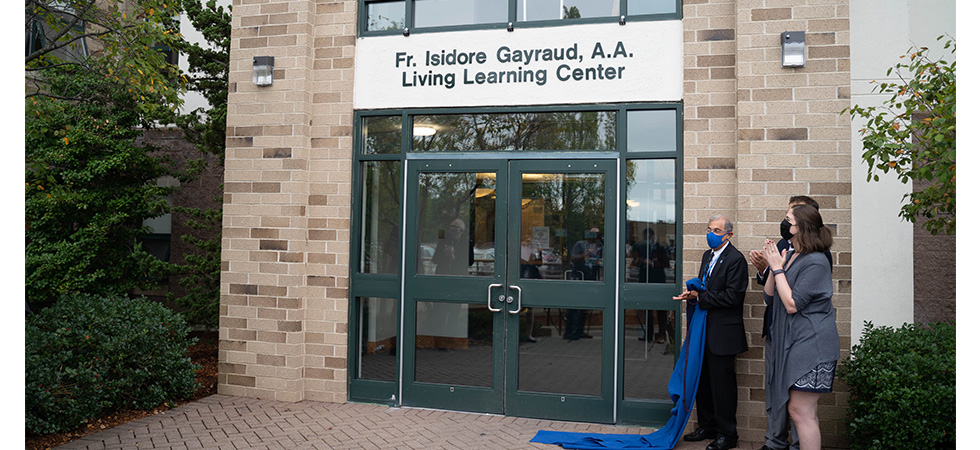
[413,126,436,137]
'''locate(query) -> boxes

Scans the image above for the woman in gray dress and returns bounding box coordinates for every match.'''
[762,204,839,450]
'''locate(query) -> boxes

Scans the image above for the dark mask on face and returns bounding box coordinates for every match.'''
[780,219,794,241]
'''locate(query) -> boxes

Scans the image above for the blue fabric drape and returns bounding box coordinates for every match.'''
[530,305,707,449]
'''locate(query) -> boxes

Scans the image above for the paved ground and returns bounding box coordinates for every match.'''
[56,395,768,449]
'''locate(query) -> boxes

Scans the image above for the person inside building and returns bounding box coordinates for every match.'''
[632,227,672,343]
[749,195,833,450]
[431,218,474,275]
[565,227,603,340]
[520,235,542,343]
[761,204,839,450]
[673,214,748,450]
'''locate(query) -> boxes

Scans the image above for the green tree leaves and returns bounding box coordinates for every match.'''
[844,36,955,235]
[26,0,186,305]
[26,65,175,305]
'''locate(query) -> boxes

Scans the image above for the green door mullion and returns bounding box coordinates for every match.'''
[401,159,508,414]
[503,159,616,424]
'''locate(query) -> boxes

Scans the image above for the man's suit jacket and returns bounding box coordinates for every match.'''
[688,242,749,356]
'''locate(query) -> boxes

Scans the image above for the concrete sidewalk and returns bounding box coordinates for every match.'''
[57,395,766,449]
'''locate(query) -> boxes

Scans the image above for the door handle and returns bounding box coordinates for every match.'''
[487,283,504,312]
[507,285,522,314]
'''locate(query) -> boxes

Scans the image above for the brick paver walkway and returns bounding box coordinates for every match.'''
[55,395,766,449]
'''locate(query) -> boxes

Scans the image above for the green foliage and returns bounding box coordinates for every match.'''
[161,0,230,327]
[174,0,231,161]
[844,36,955,235]
[26,64,176,306]
[26,294,199,435]
[839,321,955,450]
[167,204,222,327]
[27,0,185,119]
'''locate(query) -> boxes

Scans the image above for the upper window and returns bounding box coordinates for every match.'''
[415,0,508,28]
[366,0,406,31]
[412,111,616,152]
[517,0,618,22]
[362,0,679,35]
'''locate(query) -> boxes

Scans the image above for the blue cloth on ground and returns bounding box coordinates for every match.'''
[530,305,707,449]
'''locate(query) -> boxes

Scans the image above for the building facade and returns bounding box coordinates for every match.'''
[218,0,954,445]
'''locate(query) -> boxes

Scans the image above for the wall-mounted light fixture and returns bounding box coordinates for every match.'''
[781,31,805,68]
[252,56,274,86]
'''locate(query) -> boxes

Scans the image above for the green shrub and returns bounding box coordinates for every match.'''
[839,321,955,450]
[26,294,200,435]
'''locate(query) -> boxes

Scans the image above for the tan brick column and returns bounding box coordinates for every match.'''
[681,0,740,434]
[219,0,356,403]
[734,0,852,446]
[682,0,739,278]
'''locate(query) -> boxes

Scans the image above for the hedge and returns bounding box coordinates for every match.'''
[26,294,199,435]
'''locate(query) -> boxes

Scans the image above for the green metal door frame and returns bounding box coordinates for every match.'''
[502,159,617,424]
[348,104,684,426]
[402,159,508,413]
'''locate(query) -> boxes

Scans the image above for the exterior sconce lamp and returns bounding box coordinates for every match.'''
[252,56,274,86]
[781,31,805,68]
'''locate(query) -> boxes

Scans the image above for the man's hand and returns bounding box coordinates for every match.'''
[749,249,768,273]
[672,289,699,301]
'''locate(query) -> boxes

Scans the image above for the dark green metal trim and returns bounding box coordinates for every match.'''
[613,102,683,426]
[358,0,681,37]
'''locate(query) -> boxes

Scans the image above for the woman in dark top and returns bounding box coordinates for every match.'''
[762,204,839,450]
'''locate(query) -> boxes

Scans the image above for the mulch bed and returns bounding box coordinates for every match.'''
[26,330,219,450]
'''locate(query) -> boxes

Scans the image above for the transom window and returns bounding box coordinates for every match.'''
[361,0,680,34]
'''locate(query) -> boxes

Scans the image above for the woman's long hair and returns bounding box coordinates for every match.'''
[791,204,833,254]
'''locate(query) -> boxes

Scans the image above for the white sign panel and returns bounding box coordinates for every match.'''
[353,21,683,109]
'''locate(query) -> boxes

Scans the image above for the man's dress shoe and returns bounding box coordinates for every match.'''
[706,435,739,450]
[682,427,717,442]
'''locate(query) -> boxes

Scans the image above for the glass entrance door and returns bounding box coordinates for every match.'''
[403,159,616,423]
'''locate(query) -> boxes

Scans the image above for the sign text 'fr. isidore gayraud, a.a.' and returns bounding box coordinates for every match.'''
[395,41,633,89]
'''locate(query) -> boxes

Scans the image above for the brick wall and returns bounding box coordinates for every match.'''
[220,0,854,442]
[913,178,956,325]
[220,0,356,403]
[684,0,852,446]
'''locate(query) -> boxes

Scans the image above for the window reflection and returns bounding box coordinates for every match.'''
[627,109,677,153]
[362,115,402,155]
[360,161,401,274]
[519,172,605,282]
[625,159,676,283]
[415,301,493,387]
[412,111,616,152]
[623,309,674,400]
[518,309,603,396]
[366,1,406,31]
[414,0,508,28]
[518,0,619,21]
[627,0,676,16]
[356,297,398,381]
[416,172,496,276]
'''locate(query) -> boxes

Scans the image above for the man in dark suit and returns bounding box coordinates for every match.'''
[674,214,748,450]
[748,196,833,450]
